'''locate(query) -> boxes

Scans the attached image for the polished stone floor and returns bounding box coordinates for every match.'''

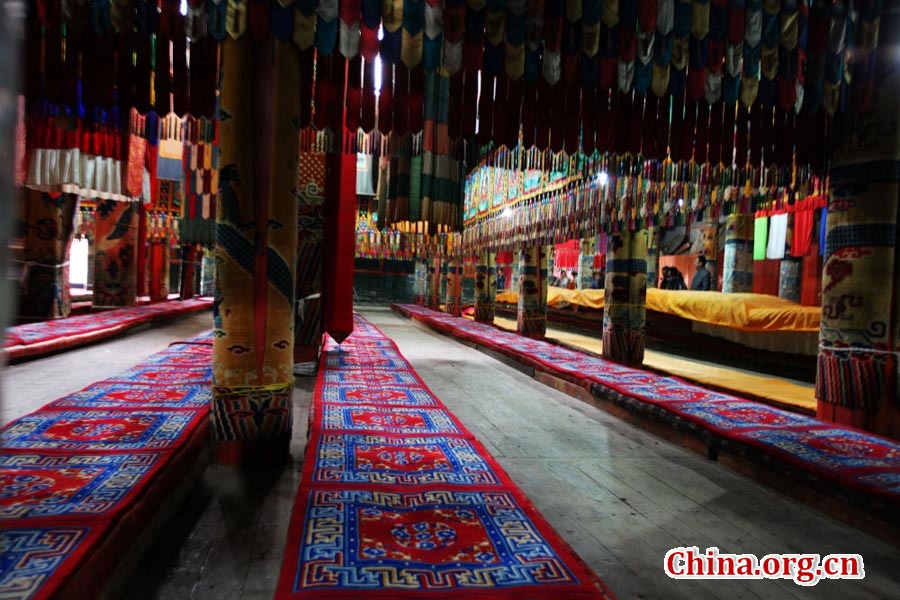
[3,307,899,599]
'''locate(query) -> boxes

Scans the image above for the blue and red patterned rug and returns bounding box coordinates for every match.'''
[276,315,614,599]
[0,331,213,599]
[3,298,213,361]
[392,304,900,507]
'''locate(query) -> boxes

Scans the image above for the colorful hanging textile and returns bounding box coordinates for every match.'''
[753,214,768,260]
[766,211,788,259]
[93,200,139,307]
[322,151,357,343]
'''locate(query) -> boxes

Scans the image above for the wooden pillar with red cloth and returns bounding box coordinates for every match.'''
[603,228,647,366]
[19,190,78,319]
[816,15,900,439]
[427,255,442,309]
[474,250,497,323]
[516,245,547,338]
[322,148,357,344]
[180,244,199,300]
[212,33,301,465]
[148,240,170,302]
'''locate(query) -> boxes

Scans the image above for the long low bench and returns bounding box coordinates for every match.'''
[2,298,213,363]
[0,331,213,599]
[392,303,900,543]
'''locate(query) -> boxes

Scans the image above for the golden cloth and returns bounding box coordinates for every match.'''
[496,287,820,333]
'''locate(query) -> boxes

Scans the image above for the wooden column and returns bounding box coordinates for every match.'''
[213,36,301,465]
[516,244,547,338]
[602,228,647,366]
[816,14,900,439]
[722,213,754,293]
[474,250,497,323]
[427,255,442,309]
[19,190,77,319]
[577,237,596,289]
[444,257,463,316]
[644,226,661,289]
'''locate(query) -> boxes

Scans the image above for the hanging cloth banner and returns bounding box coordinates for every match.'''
[322,151,357,343]
[766,211,787,259]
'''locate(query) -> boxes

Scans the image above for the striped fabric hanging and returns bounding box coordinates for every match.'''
[442,0,465,74]
[723,0,745,103]
[705,0,727,104]
[295,0,318,48]
[635,0,656,95]
[741,0,761,107]
[671,0,691,97]
[317,0,339,55]
[758,0,780,108]
[424,0,443,71]
[506,0,526,79]
[653,0,674,97]
[402,0,425,67]
[340,0,361,58]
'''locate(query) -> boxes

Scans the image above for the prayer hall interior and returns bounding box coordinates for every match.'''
[2,1,900,599]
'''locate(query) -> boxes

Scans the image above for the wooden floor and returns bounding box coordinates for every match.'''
[3,307,898,599]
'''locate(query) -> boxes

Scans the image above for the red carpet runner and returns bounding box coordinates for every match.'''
[393,304,900,516]
[3,298,213,361]
[276,315,614,599]
[0,331,213,599]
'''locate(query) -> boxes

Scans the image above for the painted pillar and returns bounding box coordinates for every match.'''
[577,237,596,289]
[474,250,497,323]
[445,258,463,316]
[180,244,199,300]
[778,258,802,303]
[200,248,216,296]
[294,151,326,363]
[148,240,171,302]
[427,255,442,309]
[413,259,427,304]
[93,200,138,308]
[603,228,647,366]
[722,213,754,293]
[213,35,301,465]
[19,190,77,319]
[816,16,900,438]
[644,226,661,288]
[516,245,547,338]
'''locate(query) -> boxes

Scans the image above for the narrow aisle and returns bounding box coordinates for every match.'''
[362,308,900,600]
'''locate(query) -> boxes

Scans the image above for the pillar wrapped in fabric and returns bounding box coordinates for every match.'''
[516,245,547,338]
[603,228,647,366]
[213,35,300,465]
[294,151,326,361]
[723,214,754,293]
[644,226,661,289]
[778,258,802,303]
[322,150,356,343]
[93,200,138,308]
[474,250,496,323]
[200,248,216,296]
[19,190,77,319]
[148,241,171,302]
[817,19,900,437]
[180,245,199,300]
[577,237,595,289]
[427,256,442,309]
[413,260,427,304]
[444,258,462,315]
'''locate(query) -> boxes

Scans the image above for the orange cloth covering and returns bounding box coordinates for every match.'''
[496,287,820,332]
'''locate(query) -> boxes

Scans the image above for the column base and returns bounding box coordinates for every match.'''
[602,326,645,367]
[445,303,463,317]
[474,304,495,323]
[517,309,546,339]
[212,382,294,466]
[816,348,898,439]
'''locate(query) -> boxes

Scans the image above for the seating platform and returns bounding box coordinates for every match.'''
[393,304,900,542]
[275,314,614,599]
[3,298,213,363]
[0,331,213,599]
